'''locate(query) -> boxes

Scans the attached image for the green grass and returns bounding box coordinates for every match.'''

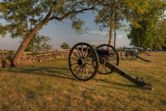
[0,52,166,111]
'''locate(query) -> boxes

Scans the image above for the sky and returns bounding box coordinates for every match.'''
[0,10,130,50]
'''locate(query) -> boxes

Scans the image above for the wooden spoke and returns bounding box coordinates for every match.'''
[83,45,89,58]
[72,65,80,72]
[75,66,82,76]
[85,57,94,62]
[85,65,94,74]
[72,51,79,58]
[81,66,85,79]
[75,47,82,57]
[70,62,78,66]
[80,44,84,57]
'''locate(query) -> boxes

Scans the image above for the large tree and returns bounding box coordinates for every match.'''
[94,0,151,47]
[0,0,96,66]
[95,0,124,46]
[127,0,166,49]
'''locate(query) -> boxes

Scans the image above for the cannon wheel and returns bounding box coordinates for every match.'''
[68,43,99,81]
[97,44,119,74]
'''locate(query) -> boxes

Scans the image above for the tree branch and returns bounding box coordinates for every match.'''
[49,6,95,21]
[44,1,57,20]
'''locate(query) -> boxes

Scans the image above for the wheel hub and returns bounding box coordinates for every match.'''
[77,58,85,66]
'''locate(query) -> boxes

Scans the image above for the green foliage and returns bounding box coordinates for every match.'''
[95,0,124,30]
[0,0,44,38]
[94,0,126,45]
[94,0,154,45]
[0,0,165,51]
[0,0,98,65]
[154,18,166,49]
[72,18,85,32]
[26,35,52,52]
[0,0,96,38]
[60,42,70,49]
[127,0,166,49]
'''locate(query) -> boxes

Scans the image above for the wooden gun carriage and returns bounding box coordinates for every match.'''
[119,47,151,62]
[68,43,152,90]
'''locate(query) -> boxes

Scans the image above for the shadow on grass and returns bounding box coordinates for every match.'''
[1,66,145,89]
[161,99,166,105]
[94,78,138,89]
[1,66,76,80]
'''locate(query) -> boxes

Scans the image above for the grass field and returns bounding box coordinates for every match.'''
[0,52,166,111]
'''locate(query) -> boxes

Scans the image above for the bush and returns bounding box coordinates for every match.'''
[61,42,70,49]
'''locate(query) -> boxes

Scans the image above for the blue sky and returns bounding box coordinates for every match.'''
[0,10,130,50]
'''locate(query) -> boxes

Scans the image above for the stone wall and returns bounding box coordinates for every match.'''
[0,49,70,67]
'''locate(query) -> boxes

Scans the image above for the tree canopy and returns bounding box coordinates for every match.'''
[0,0,97,66]
[127,0,166,49]
[0,0,96,37]
[94,0,125,46]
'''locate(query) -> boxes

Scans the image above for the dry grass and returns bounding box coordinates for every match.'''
[0,52,166,111]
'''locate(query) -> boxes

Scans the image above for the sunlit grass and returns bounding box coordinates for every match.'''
[0,52,166,111]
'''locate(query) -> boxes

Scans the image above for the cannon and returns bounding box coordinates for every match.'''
[68,42,152,90]
[119,47,151,62]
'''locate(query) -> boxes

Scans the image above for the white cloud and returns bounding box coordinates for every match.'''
[73,30,108,38]
[88,30,108,36]
[116,34,124,39]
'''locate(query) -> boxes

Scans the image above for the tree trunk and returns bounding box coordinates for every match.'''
[108,26,113,46]
[108,16,113,46]
[108,6,114,46]
[12,20,49,66]
[114,28,116,48]
[113,2,117,48]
